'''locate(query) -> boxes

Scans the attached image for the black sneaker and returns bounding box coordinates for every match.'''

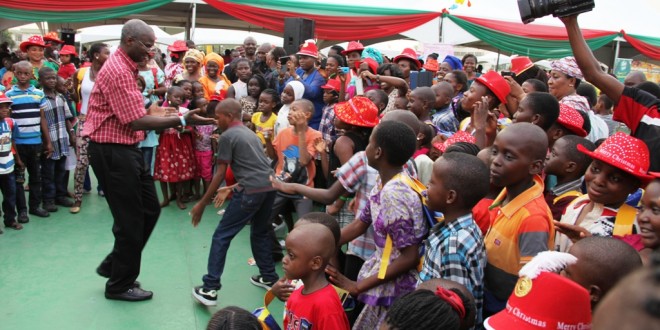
[17,211,29,224]
[192,286,217,306]
[43,202,58,213]
[250,275,274,290]
[29,207,49,217]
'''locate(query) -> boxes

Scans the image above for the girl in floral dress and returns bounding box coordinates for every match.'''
[153,86,197,209]
[325,121,428,329]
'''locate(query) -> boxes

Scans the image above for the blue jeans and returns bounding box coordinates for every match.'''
[42,156,68,202]
[141,147,154,175]
[0,172,17,224]
[202,189,278,290]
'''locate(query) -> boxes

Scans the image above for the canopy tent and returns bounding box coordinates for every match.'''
[441,13,660,66]
[0,0,444,44]
[77,25,177,46]
[2,0,658,62]
[172,28,283,47]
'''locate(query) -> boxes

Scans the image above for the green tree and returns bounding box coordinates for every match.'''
[0,30,16,50]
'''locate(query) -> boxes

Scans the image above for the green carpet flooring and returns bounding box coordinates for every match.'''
[0,185,285,329]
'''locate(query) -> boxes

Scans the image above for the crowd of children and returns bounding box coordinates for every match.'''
[1,11,660,330]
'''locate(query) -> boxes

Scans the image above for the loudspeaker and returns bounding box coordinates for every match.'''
[283,18,315,56]
[60,30,75,46]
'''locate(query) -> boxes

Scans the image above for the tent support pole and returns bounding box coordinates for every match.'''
[496,50,501,69]
[613,39,621,72]
[191,1,197,41]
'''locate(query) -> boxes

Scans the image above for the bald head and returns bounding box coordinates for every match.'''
[216,98,242,120]
[120,19,154,44]
[433,81,454,97]
[624,71,646,87]
[257,43,272,53]
[413,86,436,105]
[288,223,336,262]
[499,122,548,160]
[382,110,421,135]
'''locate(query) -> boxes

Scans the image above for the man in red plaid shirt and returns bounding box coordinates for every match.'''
[82,19,213,302]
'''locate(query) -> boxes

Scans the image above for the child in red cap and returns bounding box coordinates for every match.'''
[57,45,77,80]
[484,251,592,330]
[458,71,511,147]
[555,133,654,252]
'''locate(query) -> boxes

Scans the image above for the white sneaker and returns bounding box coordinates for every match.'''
[192,286,217,306]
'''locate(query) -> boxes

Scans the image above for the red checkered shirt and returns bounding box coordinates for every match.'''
[82,47,145,144]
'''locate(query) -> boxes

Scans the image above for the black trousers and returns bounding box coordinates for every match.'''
[88,142,160,294]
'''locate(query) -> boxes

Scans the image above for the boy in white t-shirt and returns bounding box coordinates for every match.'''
[0,92,24,233]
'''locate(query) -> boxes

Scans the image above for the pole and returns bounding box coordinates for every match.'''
[496,50,501,70]
[613,39,621,73]
[190,1,197,42]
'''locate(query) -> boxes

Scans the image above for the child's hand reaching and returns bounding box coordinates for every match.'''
[325,264,360,297]
[313,137,326,154]
[554,221,592,243]
[271,277,295,302]
[270,175,298,195]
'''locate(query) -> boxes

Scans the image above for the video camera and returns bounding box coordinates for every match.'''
[518,0,595,24]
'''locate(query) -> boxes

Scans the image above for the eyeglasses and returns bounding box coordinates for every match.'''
[135,39,156,53]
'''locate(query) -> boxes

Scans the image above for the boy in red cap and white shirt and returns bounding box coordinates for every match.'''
[0,92,24,233]
[554,133,654,252]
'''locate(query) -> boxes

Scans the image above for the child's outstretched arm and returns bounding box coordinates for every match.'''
[191,162,228,227]
[326,243,420,297]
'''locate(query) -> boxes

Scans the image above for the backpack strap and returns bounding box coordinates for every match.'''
[553,190,582,205]
[613,203,637,237]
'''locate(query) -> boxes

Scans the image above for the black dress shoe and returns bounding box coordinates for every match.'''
[105,287,153,302]
[17,211,29,223]
[55,198,74,207]
[43,202,58,213]
[96,267,141,288]
[29,208,49,217]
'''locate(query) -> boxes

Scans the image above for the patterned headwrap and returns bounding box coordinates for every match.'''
[204,52,225,68]
[183,49,205,64]
[551,56,584,80]
[361,47,384,65]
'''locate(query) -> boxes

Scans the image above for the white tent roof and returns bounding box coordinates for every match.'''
[172,28,282,46]
[77,25,177,46]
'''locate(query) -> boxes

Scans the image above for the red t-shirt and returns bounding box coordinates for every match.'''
[58,63,76,80]
[472,198,495,235]
[284,284,350,330]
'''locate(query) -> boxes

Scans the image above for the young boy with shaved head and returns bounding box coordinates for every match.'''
[283,223,350,329]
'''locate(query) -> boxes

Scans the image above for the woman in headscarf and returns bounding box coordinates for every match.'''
[174,48,204,84]
[164,40,187,88]
[198,52,231,100]
[549,56,608,142]
[438,55,463,81]
[274,80,304,137]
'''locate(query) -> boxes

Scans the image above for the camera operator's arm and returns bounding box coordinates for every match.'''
[561,15,624,104]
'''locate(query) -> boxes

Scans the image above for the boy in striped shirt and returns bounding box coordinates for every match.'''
[0,92,24,233]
